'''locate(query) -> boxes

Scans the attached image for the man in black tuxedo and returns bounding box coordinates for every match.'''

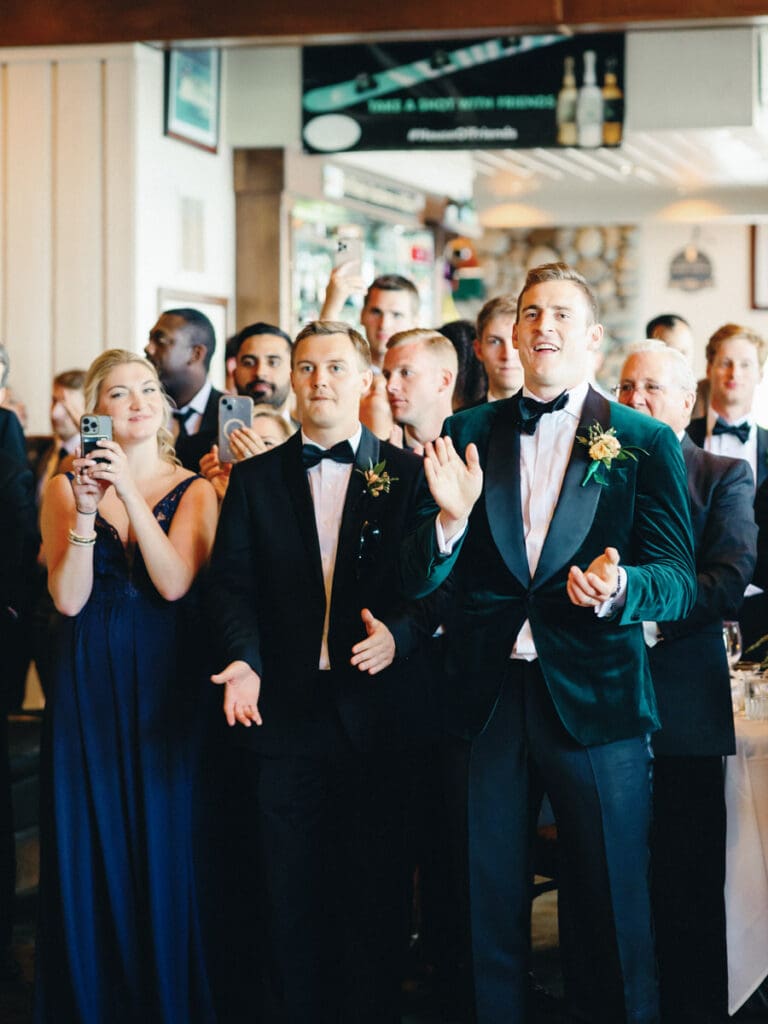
[619,341,756,1023]
[208,320,432,1023]
[0,346,26,468]
[686,323,767,651]
[145,307,223,471]
[400,264,696,1023]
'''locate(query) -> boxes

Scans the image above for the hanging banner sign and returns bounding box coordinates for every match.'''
[302,33,624,154]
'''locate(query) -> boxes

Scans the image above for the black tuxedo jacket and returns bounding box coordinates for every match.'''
[686,415,768,491]
[649,436,756,757]
[0,407,26,467]
[208,427,433,753]
[174,386,223,472]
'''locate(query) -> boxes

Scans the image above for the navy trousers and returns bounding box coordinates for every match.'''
[460,660,659,1024]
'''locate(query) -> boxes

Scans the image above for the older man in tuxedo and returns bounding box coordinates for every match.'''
[208,321,433,1023]
[401,263,697,1023]
[618,341,756,1023]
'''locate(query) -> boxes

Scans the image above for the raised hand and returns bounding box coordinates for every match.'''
[423,437,483,536]
[211,660,263,727]
[228,426,269,462]
[567,546,620,607]
[350,607,396,675]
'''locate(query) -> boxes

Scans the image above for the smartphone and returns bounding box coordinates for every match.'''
[218,395,254,463]
[80,414,112,462]
[333,235,363,269]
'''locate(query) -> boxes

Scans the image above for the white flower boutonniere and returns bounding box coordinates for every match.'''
[576,422,647,487]
[356,459,398,498]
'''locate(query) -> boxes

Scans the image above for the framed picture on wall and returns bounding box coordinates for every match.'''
[752,225,768,310]
[158,289,230,390]
[164,48,221,153]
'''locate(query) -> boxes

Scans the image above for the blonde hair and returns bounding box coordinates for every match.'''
[706,323,767,368]
[84,349,179,466]
[252,408,293,441]
[293,320,371,369]
[386,328,458,376]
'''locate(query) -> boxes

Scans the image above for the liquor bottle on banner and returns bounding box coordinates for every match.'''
[602,56,624,145]
[556,55,578,146]
[576,50,603,148]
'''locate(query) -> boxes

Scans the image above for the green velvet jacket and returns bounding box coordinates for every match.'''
[400,387,697,745]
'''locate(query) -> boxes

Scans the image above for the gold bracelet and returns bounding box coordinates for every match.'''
[67,527,97,547]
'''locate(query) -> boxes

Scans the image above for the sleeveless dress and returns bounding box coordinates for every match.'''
[34,477,215,1023]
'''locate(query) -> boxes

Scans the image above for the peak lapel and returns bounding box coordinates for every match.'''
[532,387,609,589]
[486,398,530,588]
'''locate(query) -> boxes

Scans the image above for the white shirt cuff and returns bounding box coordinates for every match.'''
[435,515,467,555]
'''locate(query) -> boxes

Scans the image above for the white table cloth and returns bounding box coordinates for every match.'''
[726,714,768,1014]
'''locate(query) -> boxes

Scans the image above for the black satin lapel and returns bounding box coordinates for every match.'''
[338,429,379,568]
[282,434,325,593]
[486,405,530,587]
[533,388,608,589]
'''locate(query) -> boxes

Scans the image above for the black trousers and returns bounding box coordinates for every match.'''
[650,755,728,1024]
[449,661,658,1024]
[240,712,408,1024]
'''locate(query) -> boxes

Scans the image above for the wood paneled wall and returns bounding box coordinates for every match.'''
[0,47,134,432]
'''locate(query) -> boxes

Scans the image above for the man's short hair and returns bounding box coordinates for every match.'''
[364,274,420,314]
[706,323,767,368]
[293,320,371,369]
[516,263,599,325]
[0,345,9,388]
[164,308,216,370]
[233,322,292,358]
[386,328,458,375]
[646,313,690,338]
[626,339,697,394]
[54,369,86,392]
[476,295,518,340]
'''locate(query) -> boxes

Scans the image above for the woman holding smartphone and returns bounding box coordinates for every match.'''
[35,350,218,1023]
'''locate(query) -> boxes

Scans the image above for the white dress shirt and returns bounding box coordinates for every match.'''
[304,426,362,670]
[171,379,212,439]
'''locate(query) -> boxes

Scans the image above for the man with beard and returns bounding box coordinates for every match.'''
[231,322,295,426]
[145,307,222,471]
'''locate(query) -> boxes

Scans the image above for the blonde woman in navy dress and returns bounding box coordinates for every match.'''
[35,349,218,1023]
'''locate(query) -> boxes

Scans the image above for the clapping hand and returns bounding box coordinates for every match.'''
[423,437,483,539]
[567,546,620,608]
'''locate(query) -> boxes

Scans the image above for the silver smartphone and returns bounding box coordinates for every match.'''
[333,235,363,269]
[218,395,253,463]
[80,414,112,463]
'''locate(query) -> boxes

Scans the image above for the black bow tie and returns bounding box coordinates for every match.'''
[172,407,195,438]
[712,418,750,444]
[515,391,569,435]
[301,440,355,470]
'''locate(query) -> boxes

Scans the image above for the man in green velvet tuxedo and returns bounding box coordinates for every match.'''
[401,263,697,1024]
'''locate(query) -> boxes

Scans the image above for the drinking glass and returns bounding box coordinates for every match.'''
[723,621,742,670]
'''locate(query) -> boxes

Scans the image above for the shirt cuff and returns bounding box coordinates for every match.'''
[435,515,467,555]
[595,565,627,619]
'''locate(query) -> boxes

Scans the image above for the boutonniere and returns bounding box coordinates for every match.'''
[576,422,647,487]
[356,459,398,498]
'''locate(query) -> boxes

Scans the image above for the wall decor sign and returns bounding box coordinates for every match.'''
[302,33,624,153]
[164,48,220,153]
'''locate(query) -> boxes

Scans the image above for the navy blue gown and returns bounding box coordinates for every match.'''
[35,477,215,1023]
